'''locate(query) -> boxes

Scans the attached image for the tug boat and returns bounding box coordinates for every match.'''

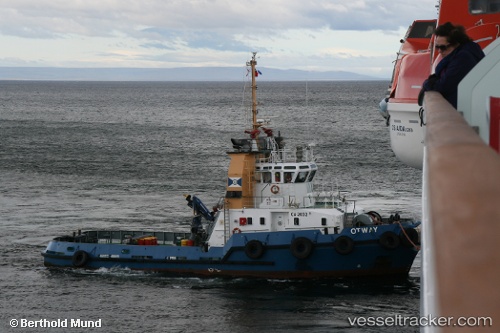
[379,0,500,169]
[42,53,420,279]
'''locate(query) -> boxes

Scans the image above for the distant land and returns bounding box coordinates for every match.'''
[0,67,384,81]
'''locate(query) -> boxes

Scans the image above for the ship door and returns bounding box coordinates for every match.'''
[271,213,285,231]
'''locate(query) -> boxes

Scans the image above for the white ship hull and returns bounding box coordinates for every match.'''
[388,102,424,169]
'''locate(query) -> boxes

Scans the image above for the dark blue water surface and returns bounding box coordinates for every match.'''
[0,80,422,332]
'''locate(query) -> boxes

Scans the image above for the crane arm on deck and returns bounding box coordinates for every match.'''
[185,195,215,222]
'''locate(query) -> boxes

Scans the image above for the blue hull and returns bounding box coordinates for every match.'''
[42,224,420,279]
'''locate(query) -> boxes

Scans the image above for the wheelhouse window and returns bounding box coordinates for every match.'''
[274,172,281,183]
[307,170,316,182]
[407,21,435,38]
[470,0,500,13]
[260,217,265,225]
[294,217,300,226]
[262,172,272,183]
[254,172,261,182]
[295,171,309,183]
[284,172,294,183]
[226,191,242,198]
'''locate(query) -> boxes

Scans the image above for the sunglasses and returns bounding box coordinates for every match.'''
[435,44,451,51]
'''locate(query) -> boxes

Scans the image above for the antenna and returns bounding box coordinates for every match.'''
[247,52,259,130]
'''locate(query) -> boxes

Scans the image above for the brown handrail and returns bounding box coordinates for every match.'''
[424,91,500,331]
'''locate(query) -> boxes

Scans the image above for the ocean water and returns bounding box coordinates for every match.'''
[0,80,422,332]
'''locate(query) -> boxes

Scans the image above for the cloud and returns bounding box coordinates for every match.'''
[0,0,439,76]
[1,0,438,38]
[140,28,254,52]
[140,42,175,50]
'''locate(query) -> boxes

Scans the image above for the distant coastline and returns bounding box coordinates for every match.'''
[0,67,385,81]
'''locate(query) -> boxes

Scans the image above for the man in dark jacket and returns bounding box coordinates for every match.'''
[422,22,485,108]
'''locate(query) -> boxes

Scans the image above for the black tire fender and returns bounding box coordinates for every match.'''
[290,237,314,259]
[244,240,265,259]
[399,228,419,247]
[334,235,355,255]
[72,250,89,267]
[379,231,400,250]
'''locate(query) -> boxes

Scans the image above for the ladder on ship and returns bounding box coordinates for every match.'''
[287,184,299,208]
[223,203,230,243]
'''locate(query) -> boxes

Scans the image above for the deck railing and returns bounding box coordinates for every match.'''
[257,146,315,164]
[422,92,500,332]
[72,230,191,245]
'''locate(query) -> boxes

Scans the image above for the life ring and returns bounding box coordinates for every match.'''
[72,250,89,267]
[270,185,280,194]
[245,240,265,259]
[334,235,354,255]
[232,228,242,234]
[399,228,419,248]
[290,237,314,259]
[379,231,400,250]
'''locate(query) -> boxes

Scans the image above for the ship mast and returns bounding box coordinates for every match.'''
[248,52,259,130]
